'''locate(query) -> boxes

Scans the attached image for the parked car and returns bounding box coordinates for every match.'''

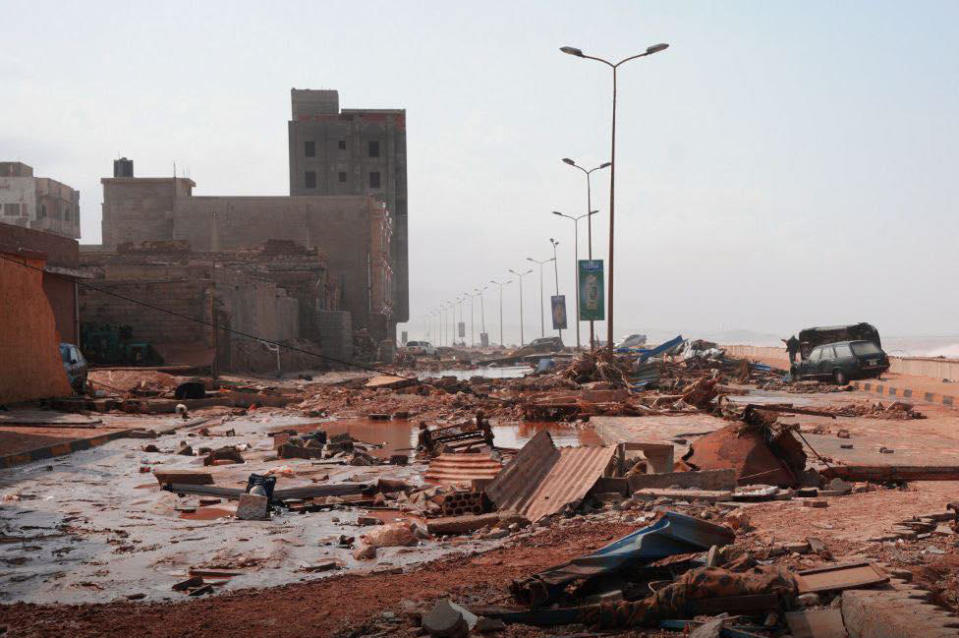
[402,340,436,356]
[518,336,564,355]
[798,323,881,360]
[791,340,889,384]
[59,343,88,394]
[615,334,648,349]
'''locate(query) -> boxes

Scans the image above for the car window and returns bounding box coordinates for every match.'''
[821,346,836,360]
[834,343,853,357]
[809,348,822,362]
[851,341,881,356]
[60,345,70,363]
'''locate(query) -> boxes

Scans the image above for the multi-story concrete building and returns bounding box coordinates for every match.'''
[287,89,408,324]
[0,162,80,239]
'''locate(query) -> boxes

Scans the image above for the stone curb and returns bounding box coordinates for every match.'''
[0,429,133,469]
[851,380,956,408]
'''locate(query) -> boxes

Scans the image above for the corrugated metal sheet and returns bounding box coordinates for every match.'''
[424,453,502,486]
[486,430,617,521]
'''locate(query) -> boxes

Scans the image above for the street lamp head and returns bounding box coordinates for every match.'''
[552,211,564,217]
[561,158,576,166]
[599,162,612,169]
[646,43,669,55]
[560,46,584,57]
[588,209,599,215]
[525,257,535,263]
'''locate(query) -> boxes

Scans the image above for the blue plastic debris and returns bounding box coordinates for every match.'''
[510,511,735,607]
[634,335,685,363]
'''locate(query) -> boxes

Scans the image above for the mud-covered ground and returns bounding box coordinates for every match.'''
[3,359,959,636]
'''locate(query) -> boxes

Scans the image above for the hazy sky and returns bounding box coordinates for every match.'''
[3,1,958,345]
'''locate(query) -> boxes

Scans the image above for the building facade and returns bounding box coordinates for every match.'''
[0,221,84,345]
[0,162,80,239]
[287,89,408,323]
[87,163,395,368]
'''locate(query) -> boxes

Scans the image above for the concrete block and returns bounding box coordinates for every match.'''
[236,493,269,520]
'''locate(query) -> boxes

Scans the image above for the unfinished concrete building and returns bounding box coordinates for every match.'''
[0,162,81,239]
[80,240,345,371]
[288,89,408,324]
[83,160,394,371]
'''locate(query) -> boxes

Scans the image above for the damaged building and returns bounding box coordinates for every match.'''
[81,153,398,373]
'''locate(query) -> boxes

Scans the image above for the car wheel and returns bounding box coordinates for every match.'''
[833,369,848,385]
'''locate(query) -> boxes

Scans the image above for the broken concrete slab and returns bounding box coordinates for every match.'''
[628,468,737,492]
[632,487,734,503]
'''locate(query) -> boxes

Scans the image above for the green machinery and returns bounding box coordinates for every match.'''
[80,323,165,366]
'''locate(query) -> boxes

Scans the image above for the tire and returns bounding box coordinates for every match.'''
[833,369,848,385]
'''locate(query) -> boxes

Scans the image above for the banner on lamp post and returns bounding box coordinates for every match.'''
[457,322,465,339]
[578,259,605,321]
[551,295,567,330]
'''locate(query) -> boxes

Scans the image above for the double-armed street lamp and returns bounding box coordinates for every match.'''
[552,209,598,349]
[560,42,669,350]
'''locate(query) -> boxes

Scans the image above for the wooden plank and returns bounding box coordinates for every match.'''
[153,469,214,486]
[796,562,888,594]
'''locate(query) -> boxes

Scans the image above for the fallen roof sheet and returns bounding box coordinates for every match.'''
[423,453,503,486]
[485,430,617,522]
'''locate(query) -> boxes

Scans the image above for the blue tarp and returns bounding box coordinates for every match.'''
[511,511,735,607]
[627,334,685,362]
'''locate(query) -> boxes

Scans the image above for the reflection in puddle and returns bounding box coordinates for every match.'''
[417,365,532,381]
[273,418,601,454]
[179,506,234,520]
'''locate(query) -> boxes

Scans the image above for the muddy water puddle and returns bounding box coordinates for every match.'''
[416,365,531,381]
[180,506,234,520]
[270,417,601,453]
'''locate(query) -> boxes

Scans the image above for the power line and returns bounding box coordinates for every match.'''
[0,253,406,378]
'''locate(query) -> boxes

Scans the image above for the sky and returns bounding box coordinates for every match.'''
[3,1,958,346]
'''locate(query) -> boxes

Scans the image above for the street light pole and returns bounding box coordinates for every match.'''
[549,238,562,342]
[490,279,512,347]
[475,286,488,346]
[552,210,598,349]
[560,42,669,350]
[466,291,475,347]
[561,161,609,349]
[526,256,555,339]
[508,269,532,346]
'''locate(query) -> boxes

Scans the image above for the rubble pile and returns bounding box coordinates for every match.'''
[7,333,959,637]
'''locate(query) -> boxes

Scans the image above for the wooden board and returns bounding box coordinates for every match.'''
[796,562,888,594]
